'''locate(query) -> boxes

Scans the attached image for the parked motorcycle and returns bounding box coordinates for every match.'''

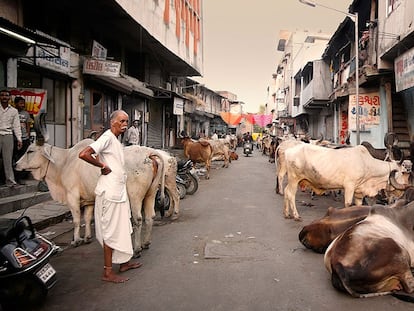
[155,175,187,217]
[0,216,58,310]
[243,141,253,157]
[177,159,199,195]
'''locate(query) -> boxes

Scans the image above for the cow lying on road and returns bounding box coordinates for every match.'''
[324,201,414,298]
[299,205,371,254]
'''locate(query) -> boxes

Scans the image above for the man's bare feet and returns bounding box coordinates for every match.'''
[119,261,143,272]
[102,266,129,283]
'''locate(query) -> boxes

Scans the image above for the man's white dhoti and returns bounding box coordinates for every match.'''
[95,193,133,264]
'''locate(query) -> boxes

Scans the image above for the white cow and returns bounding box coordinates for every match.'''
[283,144,410,221]
[128,146,180,219]
[16,139,165,258]
[205,138,231,168]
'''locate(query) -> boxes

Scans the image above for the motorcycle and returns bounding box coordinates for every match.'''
[177,159,199,195]
[243,141,253,157]
[0,216,58,310]
[155,175,187,217]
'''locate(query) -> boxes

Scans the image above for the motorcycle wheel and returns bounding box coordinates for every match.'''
[177,183,187,199]
[0,274,48,310]
[185,174,198,195]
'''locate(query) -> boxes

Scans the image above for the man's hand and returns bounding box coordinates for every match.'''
[17,141,22,150]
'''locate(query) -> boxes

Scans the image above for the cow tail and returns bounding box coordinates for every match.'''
[151,152,165,207]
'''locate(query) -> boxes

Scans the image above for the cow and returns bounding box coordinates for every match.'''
[299,186,414,254]
[299,205,372,254]
[129,146,180,219]
[16,139,166,258]
[182,137,213,179]
[283,144,410,221]
[205,138,231,168]
[324,201,414,298]
[275,139,303,195]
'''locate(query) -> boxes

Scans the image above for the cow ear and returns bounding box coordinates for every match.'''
[42,145,55,163]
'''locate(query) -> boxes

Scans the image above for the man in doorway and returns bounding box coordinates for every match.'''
[124,119,140,145]
[0,89,22,187]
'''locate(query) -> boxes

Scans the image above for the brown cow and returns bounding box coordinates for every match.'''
[300,187,414,254]
[182,137,213,179]
[299,205,371,254]
[324,201,414,298]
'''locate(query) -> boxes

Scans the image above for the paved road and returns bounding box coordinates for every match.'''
[38,148,409,311]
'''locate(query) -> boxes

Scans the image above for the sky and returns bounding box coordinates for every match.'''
[194,0,352,113]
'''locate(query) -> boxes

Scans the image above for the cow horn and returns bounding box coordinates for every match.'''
[389,170,410,190]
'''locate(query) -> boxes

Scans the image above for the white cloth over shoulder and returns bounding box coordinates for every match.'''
[90,130,127,202]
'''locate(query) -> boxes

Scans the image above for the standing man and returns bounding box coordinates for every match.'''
[13,96,32,184]
[79,110,142,283]
[0,89,22,187]
[123,119,140,145]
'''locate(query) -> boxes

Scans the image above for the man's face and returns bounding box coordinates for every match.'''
[0,91,11,105]
[111,112,129,136]
[16,100,26,111]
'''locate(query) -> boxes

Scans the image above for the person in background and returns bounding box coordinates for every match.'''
[211,131,218,140]
[79,110,142,283]
[124,119,140,145]
[13,96,31,184]
[0,89,22,187]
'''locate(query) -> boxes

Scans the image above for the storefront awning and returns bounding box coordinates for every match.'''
[87,73,154,98]
[0,17,70,56]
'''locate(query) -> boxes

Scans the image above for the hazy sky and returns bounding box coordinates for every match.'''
[195,0,352,113]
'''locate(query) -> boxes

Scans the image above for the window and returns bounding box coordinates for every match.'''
[387,0,401,16]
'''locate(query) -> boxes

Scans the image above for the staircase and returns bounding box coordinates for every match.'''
[0,178,70,231]
[391,97,411,159]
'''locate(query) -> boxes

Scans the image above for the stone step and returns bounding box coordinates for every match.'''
[0,179,52,216]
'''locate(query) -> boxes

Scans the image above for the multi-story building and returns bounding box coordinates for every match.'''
[280,0,414,152]
[272,29,332,138]
[0,0,205,149]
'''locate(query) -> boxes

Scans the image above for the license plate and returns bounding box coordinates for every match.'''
[36,263,56,284]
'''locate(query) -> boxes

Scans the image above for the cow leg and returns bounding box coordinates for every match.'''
[130,204,143,258]
[205,160,211,179]
[343,187,355,207]
[276,160,285,195]
[165,188,180,220]
[69,205,83,247]
[284,182,300,220]
[83,204,94,243]
[141,196,156,249]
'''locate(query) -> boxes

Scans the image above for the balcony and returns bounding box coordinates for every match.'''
[300,60,332,108]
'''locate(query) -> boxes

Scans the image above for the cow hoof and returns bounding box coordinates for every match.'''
[71,239,83,247]
[143,243,151,250]
[171,213,179,221]
[84,236,93,244]
[294,217,303,222]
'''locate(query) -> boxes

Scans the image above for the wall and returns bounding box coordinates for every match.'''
[116,0,203,75]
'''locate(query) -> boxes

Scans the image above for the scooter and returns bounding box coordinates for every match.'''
[177,159,199,195]
[243,141,253,157]
[0,216,58,310]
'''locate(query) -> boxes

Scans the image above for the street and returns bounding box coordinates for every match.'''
[38,149,409,311]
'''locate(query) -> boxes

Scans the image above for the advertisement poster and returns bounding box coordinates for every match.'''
[348,92,380,131]
[9,88,47,115]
